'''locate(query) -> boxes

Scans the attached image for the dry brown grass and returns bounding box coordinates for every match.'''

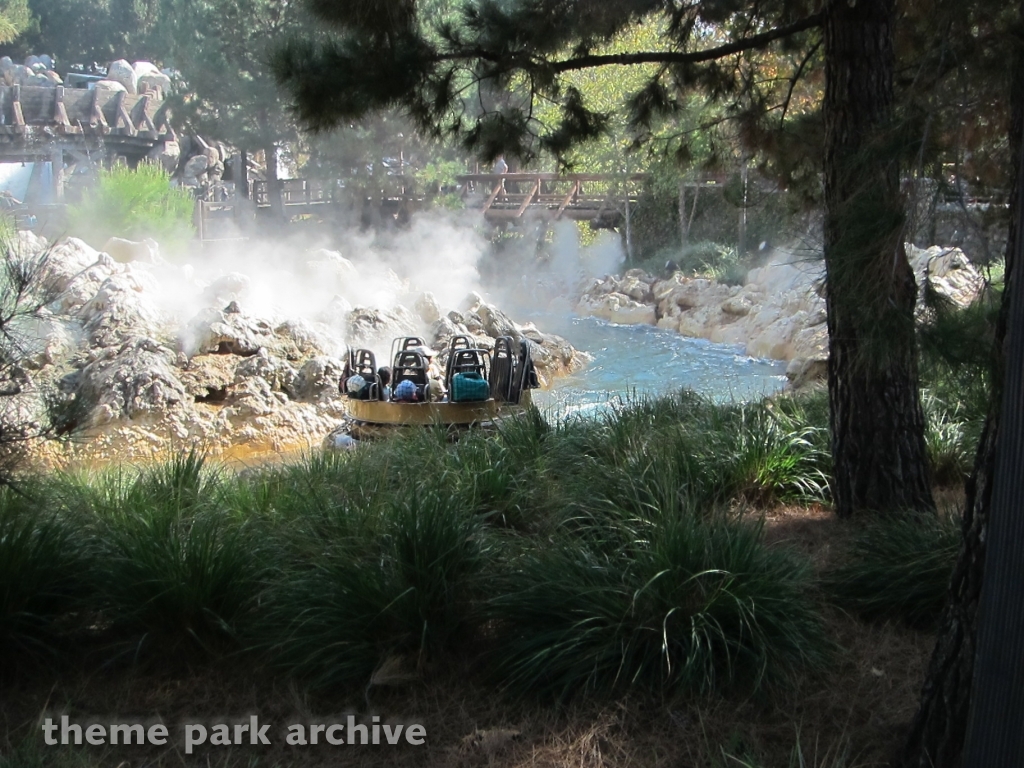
[0,506,937,768]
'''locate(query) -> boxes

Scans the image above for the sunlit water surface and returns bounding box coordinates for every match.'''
[528,315,788,418]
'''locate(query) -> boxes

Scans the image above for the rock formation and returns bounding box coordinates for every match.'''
[577,245,986,389]
[9,235,586,468]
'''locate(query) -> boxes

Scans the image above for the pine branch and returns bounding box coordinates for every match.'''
[548,12,824,73]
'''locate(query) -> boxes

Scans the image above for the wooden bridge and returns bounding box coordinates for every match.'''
[238,173,649,220]
[0,84,172,205]
[455,173,648,222]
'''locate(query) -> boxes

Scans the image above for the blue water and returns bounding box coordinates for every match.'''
[530,315,788,417]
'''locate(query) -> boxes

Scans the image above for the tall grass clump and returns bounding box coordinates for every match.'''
[83,453,265,659]
[66,163,194,253]
[823,510,961,628]
[722,399,831,505]
[486,510,830,701]
[716,731,855,768]
[574,392,831,521]
[263,486,486,688]
[0,484,91,661]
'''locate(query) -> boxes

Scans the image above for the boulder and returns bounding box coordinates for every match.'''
[178,354,236,402]
[202,272,249,304]
[302,251,358,294]
[103,237,159,264]
[92,79,127,94]
[414,292,442,325]
[786,357,828,389]
[477,302,522,341]
[183,306,276,357]
[907,245,986,310]
[149,139,180,174]
[224,376,287,419]
[78,268,164,347]
[132,61,160,78]
[182,154,210,182]
[577,292,656,326]
[347,307,417,347]
[234,349,297,392]
[289,356,345,401]
[106,59,138,94]
[138,72,172,96]
[273,318,334,360]
[77,337,186,427]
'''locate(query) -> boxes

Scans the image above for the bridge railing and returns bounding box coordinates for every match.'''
[251,178,340,208]
[455,173,649,220]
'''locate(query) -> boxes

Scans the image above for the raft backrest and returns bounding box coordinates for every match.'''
[446,348,490,392]
[392,350,429,389]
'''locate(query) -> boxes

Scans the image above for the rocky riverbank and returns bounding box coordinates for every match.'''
[9,233,587,469]
[577,245,986,388]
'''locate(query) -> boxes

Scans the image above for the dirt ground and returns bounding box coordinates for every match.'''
[0,506,939,768]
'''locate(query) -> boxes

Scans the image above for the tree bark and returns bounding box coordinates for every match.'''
[822,0,935,517]
[899,8,1024,765]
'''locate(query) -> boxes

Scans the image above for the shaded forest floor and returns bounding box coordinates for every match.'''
[1,504,937,768]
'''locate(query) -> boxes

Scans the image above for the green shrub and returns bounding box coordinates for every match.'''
[486,511,830,701]
[574,393,831,516]
[0,484,91,660]
[85,454,266,658]
[822,510,961,628]
[67,163,194,253]
[263,486,486,688]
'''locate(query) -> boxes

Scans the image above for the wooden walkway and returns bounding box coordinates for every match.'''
[456,173,648,221]
[240,173,652,222]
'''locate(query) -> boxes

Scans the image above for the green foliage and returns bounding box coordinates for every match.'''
[0,388,977,698]
[0,0,33,45]
[273,0,824,172]
[0,484,90,660]
[16,0,156,69]
[918,288,1000,485]
[82,453,265,659]
[261,484,486,688]
[822,511,961,628]
[66,164,194,253]
[485,511,830,701]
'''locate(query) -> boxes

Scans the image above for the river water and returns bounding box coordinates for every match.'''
[529,314,788,417]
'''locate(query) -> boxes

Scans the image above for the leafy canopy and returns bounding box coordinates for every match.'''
[273,0,823,165]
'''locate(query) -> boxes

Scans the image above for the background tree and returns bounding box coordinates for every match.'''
[273,0,935,516]
[7,0,160,68]
[0,0,33,46]
[160,0,318,216]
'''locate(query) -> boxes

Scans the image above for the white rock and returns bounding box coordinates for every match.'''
[91,79,127,94]
[106,59,138,94]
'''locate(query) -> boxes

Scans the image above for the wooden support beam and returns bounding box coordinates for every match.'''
[555,180,579,219]
[113,92,137,136]
[130,94,157,134]
[52,86,71,127]
[11,85,24,128]
[515,178,541,217]
[482,178,504,214]
[90,88,108,132]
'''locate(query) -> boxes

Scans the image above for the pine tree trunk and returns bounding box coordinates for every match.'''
[899,7,1024,763]
[822,0,934,517]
